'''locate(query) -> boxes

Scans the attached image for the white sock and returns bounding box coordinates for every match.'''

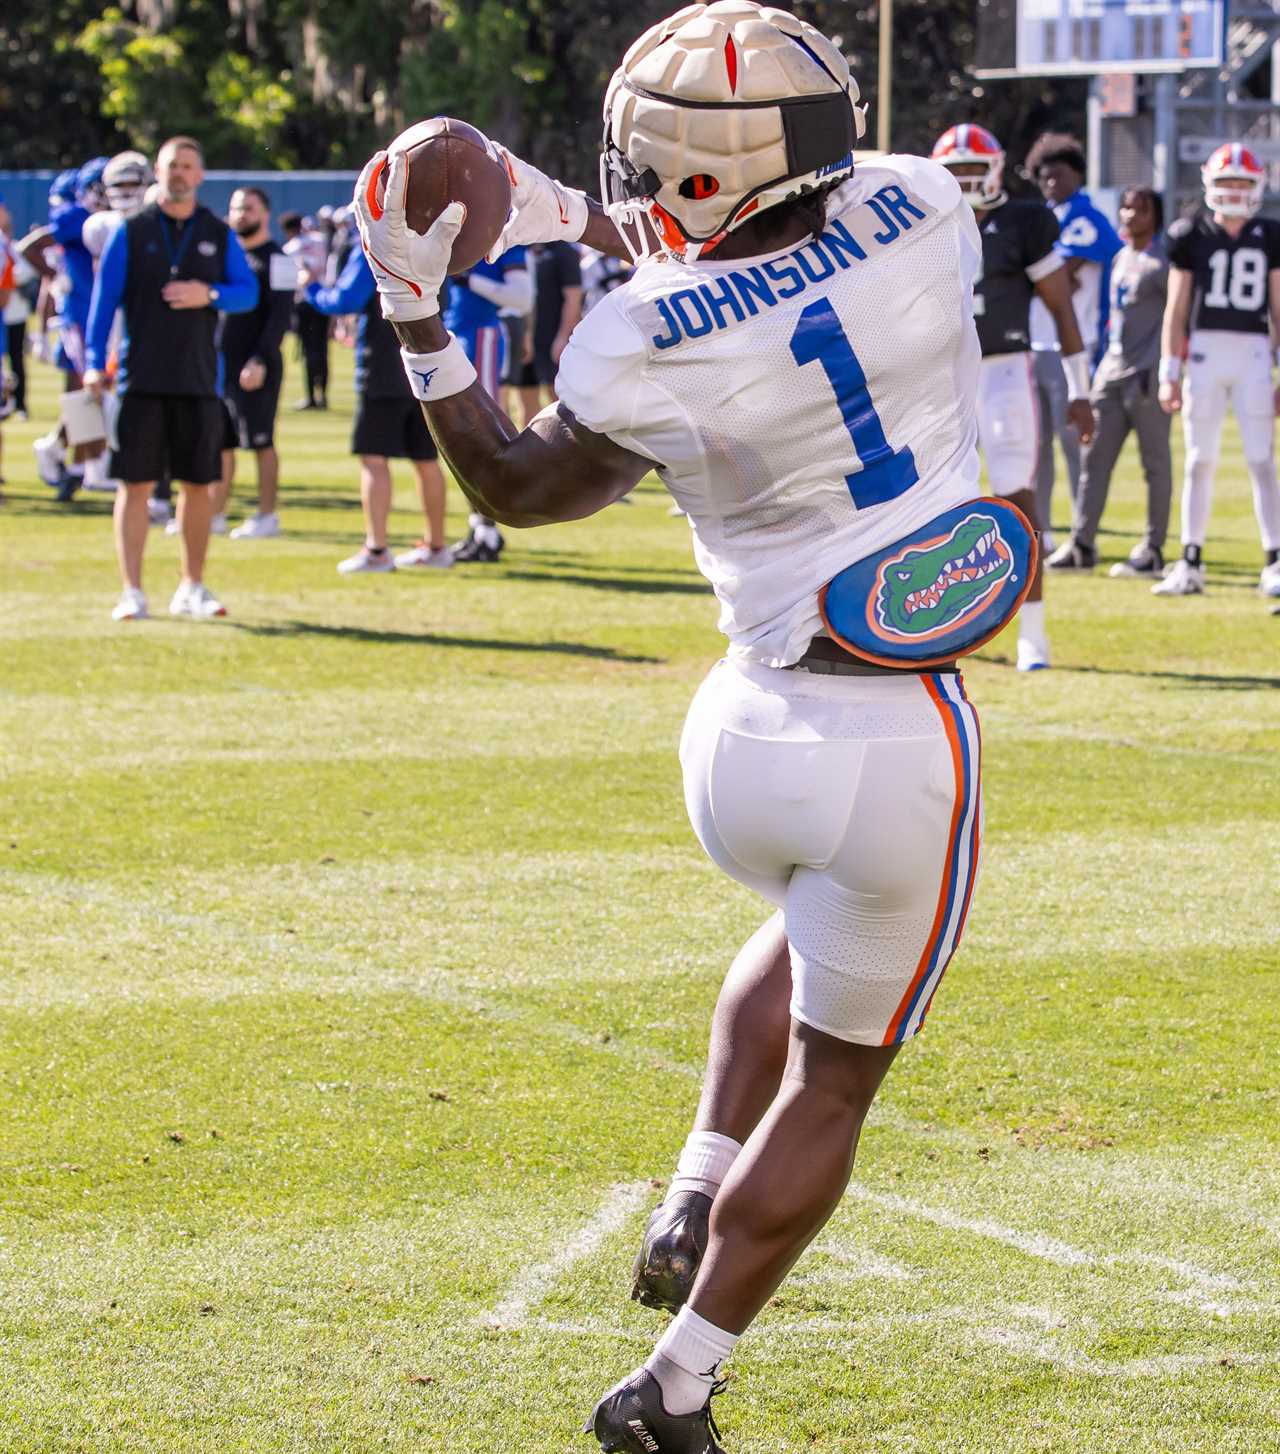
[645,1307,739,1415]
[83,453,107,487]
[668,1130,742,1200]
[1018,599,1047,649]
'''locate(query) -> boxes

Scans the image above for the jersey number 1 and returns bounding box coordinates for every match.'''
[789,298,919,510]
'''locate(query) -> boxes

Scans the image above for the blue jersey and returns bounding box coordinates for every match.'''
[1031,189,1122,357]
[444,247,526,334]
[49,203,95,333]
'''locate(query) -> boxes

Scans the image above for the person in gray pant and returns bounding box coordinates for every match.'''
[1047,187,1172,577]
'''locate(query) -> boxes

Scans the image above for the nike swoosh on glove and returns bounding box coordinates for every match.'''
[485,145,589,263]
[353,149,464,322]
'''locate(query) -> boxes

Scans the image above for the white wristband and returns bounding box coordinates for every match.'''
[1062,351,1092,401]
[400,339,477,402]
[1158,356,1182,384]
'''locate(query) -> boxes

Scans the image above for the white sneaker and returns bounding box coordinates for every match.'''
[395,541,454,569]
[33,433,64,487]
[230,512,280,540]
[211,513,228,536]
[164,516,181,536]
[1258,561,1280,598]
[170,581,227,619]
[1016,636,1051,672]
[111,587,149,621]
[1152,559,1205,596]
[337,546,396,574]
[149,499,173,528]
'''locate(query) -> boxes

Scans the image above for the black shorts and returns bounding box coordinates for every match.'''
[224,361,282,450]
[351,396,438,461]
[110,394,224,485]
[512,352,556,389]
[502,315,526,387]
[221,401,237,452]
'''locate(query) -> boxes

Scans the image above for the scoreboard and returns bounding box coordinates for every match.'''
[974,0,1225,76]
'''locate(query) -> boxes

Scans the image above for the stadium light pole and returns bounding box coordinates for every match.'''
[878,0,893,151]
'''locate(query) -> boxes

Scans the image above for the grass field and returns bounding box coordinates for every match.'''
[2,347,1279,1453]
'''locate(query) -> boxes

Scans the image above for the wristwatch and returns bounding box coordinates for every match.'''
[209,285,221,304]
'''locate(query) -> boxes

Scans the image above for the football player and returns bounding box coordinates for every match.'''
[354,5,1039,1449]
[931,123,1096,670]
[17,157,111,498]
[1157,143,1280,598]
[1024,133,1121,543]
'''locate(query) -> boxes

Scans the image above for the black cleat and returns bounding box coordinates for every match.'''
[631,1191,710,1315]
[453,530,504,563]
[586,1370,727,1453]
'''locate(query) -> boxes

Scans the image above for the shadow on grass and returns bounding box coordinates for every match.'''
[229,618,663,662]
[500,569,710,596]
[976,651,1280,689]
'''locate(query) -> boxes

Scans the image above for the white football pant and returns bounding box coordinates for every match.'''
[1182,330,1280,550]
[680,659,982,1047]
[977,352,1040,500]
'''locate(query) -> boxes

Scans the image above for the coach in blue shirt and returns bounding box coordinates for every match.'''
[85,135,257,622]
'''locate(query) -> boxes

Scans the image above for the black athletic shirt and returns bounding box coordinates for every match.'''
[221,239,291,369]
[85,204,258,395]
[1166,213,1280,336]
[973,199,1061,357]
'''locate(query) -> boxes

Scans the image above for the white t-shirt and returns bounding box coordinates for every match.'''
[556,156,983,668]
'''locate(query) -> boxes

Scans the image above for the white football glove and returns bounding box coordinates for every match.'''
[352,149,464,322]
[485,145,589,262]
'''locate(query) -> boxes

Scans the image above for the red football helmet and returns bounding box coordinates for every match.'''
[1202,143,1265,219]
[931,124,1005,210]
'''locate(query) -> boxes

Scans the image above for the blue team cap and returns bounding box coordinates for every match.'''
[49,169,79,212]
[77,156,110,201]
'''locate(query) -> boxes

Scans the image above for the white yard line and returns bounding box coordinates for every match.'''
[844,1185,1247,1292]
[483,1180,653,1331]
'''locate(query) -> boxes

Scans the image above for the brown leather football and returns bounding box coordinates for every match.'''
[373,117,512,274]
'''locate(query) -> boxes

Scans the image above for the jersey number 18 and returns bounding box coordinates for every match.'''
[1204,247,1267,312]
[790,298,920,512]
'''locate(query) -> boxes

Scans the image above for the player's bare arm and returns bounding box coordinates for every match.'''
[357,150,650,526]
[398,324,649,525]
[1159,267,1194,413]
[15,227,59,280]
[1033,264,1097,443]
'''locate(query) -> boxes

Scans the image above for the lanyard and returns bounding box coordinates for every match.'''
[159,213,197,278]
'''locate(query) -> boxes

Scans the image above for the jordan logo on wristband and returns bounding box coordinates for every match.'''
[413,368,439,391]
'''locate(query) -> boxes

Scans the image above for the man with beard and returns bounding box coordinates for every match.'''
[216,186,292,539]
[85,136,257,621]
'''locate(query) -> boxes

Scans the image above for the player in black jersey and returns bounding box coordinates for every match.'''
[1157,143,1280,598]
[932,124,1096,670]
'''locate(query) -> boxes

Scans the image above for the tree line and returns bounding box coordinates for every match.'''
[2,1,1085,185]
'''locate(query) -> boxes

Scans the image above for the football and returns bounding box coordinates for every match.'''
[376,117,512,274]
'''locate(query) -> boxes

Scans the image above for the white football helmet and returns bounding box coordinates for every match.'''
[601,1,866,263]
[104,151,155,218]
[1202,143,1265,219]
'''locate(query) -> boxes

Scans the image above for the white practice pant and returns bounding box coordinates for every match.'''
[680,658,982,1047]
[977,352,1041,502]
[1182,330,1280,550]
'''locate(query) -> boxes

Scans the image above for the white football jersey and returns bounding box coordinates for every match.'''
[82,210,124,261]
[556,155,983,667]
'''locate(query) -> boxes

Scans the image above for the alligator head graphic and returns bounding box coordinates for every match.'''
[874,514,1012,637]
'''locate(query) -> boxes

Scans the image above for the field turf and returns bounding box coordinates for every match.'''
[2,350,1278,1452]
